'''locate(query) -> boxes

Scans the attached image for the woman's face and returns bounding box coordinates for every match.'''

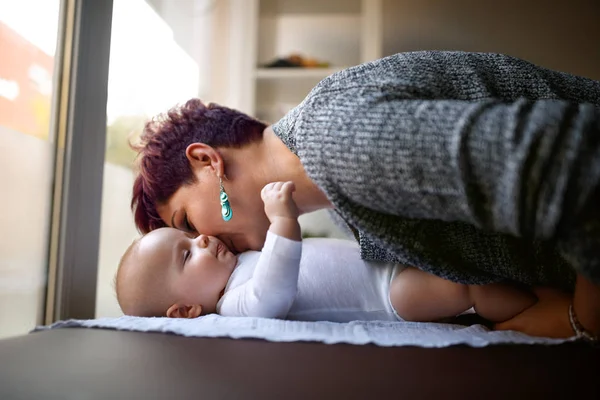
[156,174,271,254]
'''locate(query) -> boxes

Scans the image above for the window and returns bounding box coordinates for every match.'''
[0,0,61,338]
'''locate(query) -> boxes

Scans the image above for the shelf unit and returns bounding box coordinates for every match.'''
[228,0,382,122]
[255,67,347,80]
[224,0,382,238]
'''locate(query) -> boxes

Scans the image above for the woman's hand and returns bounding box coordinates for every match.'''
[494,287,575,339]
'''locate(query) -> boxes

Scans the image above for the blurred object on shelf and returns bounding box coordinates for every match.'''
[263,53,331,68]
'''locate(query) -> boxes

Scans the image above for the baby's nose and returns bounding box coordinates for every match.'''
[196,234,209,248]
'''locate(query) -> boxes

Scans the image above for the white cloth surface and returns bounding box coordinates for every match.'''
[36,314,576,348]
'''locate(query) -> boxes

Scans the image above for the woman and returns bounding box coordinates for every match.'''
[131,51,600,342]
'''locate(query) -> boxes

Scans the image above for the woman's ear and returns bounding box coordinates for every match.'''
[166,304,203,319]
[185,143,224,177]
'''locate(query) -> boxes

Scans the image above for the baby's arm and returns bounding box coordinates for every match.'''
[261,181,302,242]
[389,267,537,323]
[218,182,302,318]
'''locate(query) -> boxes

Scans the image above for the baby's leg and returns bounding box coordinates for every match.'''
[389,267,473,322]
[389,267,538,323]
[468,283,537,322]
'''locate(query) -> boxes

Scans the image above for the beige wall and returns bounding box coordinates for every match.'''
[383,0,600,80]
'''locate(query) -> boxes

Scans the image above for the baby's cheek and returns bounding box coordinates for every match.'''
[178,278,198,298]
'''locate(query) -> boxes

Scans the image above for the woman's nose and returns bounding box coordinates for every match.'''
[195,234,209,248]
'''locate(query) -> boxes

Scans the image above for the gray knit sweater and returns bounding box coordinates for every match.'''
[272,51,600,289]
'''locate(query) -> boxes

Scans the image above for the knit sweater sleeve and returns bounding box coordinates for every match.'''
[309,95,600,241]
[274,52,600,265]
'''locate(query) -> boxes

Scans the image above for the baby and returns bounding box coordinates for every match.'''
[116,181,537,324]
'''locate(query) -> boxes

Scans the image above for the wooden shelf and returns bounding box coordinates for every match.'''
[255,67,346,80]
[226,0,381,116]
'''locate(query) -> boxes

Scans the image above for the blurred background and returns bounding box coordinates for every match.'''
[1,0,599,337]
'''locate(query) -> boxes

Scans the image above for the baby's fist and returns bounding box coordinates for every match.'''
[261,181,299,221]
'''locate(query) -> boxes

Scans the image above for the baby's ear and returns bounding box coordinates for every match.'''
[166,304,203,319]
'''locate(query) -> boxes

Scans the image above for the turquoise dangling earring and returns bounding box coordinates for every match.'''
[219,177,232,222]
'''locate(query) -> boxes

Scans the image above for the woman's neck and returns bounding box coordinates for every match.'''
[227,126,332,215]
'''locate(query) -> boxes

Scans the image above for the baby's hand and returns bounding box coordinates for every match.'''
[261,181,299,222]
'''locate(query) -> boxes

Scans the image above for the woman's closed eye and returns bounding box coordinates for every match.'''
[183,250,191,265]
[183,214,196,233]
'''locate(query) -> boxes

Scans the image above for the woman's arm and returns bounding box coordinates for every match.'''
[496,274,600,339]
[315,96,600,242]
[291,52,600,253]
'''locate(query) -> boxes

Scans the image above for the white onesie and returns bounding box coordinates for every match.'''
[216,231,403,322]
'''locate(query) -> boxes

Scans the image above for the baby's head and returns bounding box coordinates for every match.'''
[115,227,238,318]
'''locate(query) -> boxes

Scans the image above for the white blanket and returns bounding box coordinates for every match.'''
[36,314,576,348]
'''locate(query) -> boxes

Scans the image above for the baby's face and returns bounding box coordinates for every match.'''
[136,227,238,313]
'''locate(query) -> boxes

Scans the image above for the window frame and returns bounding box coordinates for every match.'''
[45,0,114,323]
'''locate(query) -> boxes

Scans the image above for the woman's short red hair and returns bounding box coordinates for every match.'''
[131,99,266,233]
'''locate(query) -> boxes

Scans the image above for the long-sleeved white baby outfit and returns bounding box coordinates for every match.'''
[216,231,403,322]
